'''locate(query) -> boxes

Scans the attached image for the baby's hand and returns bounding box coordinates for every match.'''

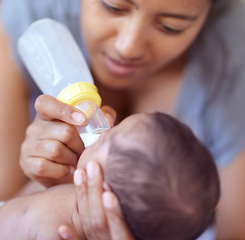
[20,95,86,187]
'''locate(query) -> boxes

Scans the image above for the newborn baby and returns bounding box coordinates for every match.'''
[76,112,220,240]
[2,112,219,240]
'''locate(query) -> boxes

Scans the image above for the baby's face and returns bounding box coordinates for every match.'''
[77,113,153,170]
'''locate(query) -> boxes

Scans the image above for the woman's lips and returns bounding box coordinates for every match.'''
[104,56,142,76]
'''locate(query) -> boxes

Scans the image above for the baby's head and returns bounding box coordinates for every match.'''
[78,112,220,240]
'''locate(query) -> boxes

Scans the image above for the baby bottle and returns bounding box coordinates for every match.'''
[18,18,110,148]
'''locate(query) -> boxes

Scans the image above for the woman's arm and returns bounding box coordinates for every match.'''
[216,147,245,239]
[0,17,30,200]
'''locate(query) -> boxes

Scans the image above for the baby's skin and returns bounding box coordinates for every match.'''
[0,184,83,240]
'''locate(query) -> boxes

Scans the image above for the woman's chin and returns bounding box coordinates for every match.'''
[94,74,136,89]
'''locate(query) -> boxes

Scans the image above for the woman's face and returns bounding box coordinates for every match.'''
[80,0,211,89]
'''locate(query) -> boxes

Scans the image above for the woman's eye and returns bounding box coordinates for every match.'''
[156,22,184,35]
[162,26,183,34]
[102,1,124,13]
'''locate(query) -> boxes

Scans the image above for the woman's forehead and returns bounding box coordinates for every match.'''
[107,0,210,13]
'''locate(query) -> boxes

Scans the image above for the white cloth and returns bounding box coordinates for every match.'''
[197,227,216,240]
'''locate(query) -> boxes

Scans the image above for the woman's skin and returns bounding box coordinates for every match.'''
[81,0,211,89]
[82,0,211,119]
[1,0,245,239]
[0,17,30,200]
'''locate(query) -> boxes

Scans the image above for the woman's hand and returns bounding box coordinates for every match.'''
[59,161,135,240]
[20,95,116,188]
[20,94,85,187]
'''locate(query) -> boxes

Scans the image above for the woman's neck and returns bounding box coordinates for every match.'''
[130,53,187,115]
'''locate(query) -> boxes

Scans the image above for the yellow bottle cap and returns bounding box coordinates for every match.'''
[57,82,102,107]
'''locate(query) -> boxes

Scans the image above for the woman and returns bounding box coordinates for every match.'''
[1,0,245,239]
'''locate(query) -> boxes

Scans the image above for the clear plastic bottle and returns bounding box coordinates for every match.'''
[18,18,110,148]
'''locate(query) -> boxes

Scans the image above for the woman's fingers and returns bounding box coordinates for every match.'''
[102,192,135,240]
[35,94,86,126]
[20,156,74,187]
[30,117,84,155]
[35,95,117,128]
[73,169,91,235]
[58,225,80,240]
[27,157,74,179]
[73,162,135,240]
[20,119,83,185]
[101,105,117,128]
[20,115,84,180]
[86,162,109,239]
[74,162,110,240]
[22,139,77,165]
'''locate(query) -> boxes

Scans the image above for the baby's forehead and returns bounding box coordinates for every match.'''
[117,113,153,133]
[108,113,155,147]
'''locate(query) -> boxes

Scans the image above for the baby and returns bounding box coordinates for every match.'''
[71,112,220,240]
[1,112,220,240]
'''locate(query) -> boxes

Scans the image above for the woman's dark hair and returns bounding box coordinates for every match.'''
[104,112,220,240]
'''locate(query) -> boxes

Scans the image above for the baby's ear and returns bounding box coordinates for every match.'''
[101,105,117,127]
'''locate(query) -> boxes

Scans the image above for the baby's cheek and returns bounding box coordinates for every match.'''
[77,153,89,169]
[77,145,96,169]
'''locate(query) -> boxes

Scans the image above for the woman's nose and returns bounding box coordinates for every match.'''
[115,19,148,61]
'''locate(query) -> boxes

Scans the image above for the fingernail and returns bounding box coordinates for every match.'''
[72,111,85,123]
[74,169,85,186]
[105,113,114,123]
[58,225,69,239]
[86,161,98,179]
[103,192,116,209]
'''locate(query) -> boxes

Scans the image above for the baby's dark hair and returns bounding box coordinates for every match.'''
[104,112,220,240]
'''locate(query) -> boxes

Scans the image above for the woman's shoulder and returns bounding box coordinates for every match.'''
[186,0,245,102]
[1,0,81,43]
[1,0,80,18]
[177,0,245,167]
[199,0,245,58]
[0,0,82,120]
[0,0,82,71]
